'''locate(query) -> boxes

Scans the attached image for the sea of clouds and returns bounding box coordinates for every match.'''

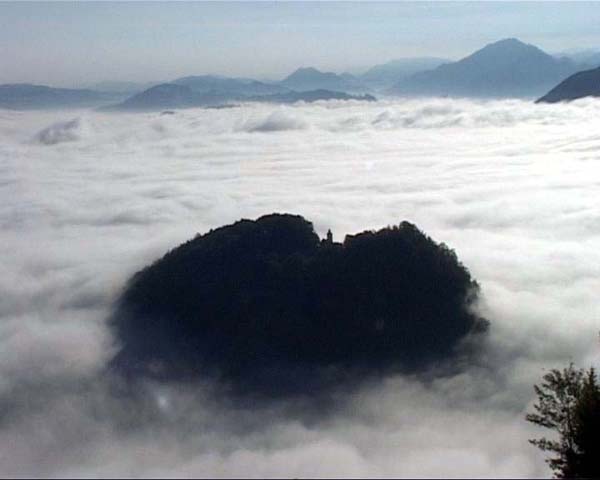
[1,97,599,477]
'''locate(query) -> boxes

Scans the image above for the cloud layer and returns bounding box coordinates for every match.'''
[1,97,600,477]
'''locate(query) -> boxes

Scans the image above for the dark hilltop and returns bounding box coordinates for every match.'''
[109,214,488,396]
[536,66,600,103]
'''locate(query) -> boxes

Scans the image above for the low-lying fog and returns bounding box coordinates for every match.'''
[1,98,599,477]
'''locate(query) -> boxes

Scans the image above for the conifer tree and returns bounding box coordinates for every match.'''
[527,364,600,478]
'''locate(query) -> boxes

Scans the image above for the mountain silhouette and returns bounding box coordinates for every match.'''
[110,214,488,395]
[280,67,368,93]
[108,84,376,111]
[556,49,600,70]
[172,75,287,96]
[6,39,583,110]
[359,57,449,91]
[391,38,579,98]
[83,80,158,95]
[536,66,600,103]
[104,83,234,111]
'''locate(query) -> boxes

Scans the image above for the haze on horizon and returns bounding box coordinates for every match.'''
[2,1,600,86]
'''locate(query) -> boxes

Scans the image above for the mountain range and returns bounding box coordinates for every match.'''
[107,84,224,111]
[108,84,375,111]
[390,38,580,98]
[2,38,600,110]
[358,57,450,90]
[172,75,287,96]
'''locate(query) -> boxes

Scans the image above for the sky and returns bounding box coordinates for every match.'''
[1,1,600,86]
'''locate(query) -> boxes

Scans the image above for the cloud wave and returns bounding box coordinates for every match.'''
[33,117,85,145]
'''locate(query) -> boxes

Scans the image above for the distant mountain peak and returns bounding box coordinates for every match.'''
[390,37,578,98]
[294,67,321,74]
[477,38,535,51]
[466,38,548,62]
[490,37,526,47]
[283,67,333,81]
[281,67,367,93]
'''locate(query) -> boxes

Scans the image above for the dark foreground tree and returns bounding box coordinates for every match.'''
[572,368,600,477]
[527,364,600,478]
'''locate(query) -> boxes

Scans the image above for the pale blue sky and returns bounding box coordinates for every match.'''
[1,1,600,86]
